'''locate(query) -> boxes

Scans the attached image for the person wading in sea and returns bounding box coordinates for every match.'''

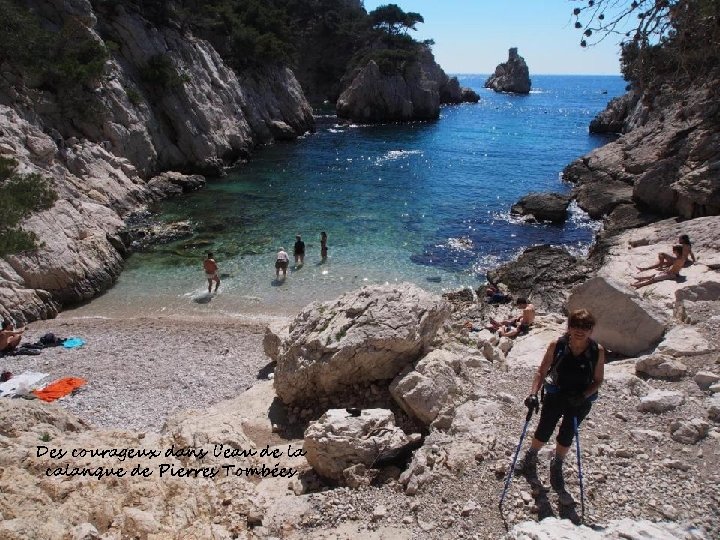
[203,252,220,293]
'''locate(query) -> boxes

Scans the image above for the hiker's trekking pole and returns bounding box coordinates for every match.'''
[499,395,539,523]
[573,416,586,524]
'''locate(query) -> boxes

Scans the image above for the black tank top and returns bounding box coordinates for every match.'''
[546,334,599,393]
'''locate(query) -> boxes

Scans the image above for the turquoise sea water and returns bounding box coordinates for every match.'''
[69,75,626,318]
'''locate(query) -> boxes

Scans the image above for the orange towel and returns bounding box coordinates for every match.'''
[33,377,87,402]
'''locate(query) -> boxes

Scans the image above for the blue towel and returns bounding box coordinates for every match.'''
[63,337,86,349]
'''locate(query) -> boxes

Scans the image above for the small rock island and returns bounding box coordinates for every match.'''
[485,47,531,94]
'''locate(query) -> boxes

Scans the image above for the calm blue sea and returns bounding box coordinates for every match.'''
[70,75,626,318]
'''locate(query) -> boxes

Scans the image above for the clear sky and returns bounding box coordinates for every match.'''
[362,1,624,75]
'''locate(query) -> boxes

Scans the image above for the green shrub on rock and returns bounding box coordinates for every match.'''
[0,157,58,257]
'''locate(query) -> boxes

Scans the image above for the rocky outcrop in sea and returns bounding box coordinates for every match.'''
[336,48,478,123]
[0,0,314,322]
[484,47,531,94]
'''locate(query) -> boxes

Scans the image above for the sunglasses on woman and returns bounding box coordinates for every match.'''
[570,322,593,330]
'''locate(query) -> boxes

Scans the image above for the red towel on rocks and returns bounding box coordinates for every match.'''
[33,377,87,402]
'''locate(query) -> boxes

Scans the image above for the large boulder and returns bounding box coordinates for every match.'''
[303,409,421,481]
[567,277,666,356]
[268,284,451,404]
[389,349,461,425]
[484,48,531,94]
[510,192,571,224]
[488,245,592,312]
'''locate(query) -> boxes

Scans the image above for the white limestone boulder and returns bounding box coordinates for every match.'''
[637,390,685,413]
[635,354,688,380]
[567,277,665,356]
[657,326,714,357]
[707,397,720,422]
[504,328,558,369]
[670,418,710,445]
[303,409,420,481]
[269,284,450,403]
[694,371,720,391]
[507,516,706,539]
[390,350,461,426]
[449,399,501,445]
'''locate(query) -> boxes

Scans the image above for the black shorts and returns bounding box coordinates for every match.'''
[275,260,288,269]
[533,391,593,447]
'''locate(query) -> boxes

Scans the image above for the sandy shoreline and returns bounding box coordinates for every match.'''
[1,314,284,432]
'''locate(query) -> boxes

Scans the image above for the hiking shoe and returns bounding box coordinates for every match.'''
[515,451,538,478]
[549,457,565,492]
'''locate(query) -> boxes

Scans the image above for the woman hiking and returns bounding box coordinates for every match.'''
[517,309,605,501]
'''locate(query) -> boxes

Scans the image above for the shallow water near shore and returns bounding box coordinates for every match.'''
[67,75,625,319]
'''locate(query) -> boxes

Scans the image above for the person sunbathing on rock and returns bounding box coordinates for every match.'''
[632,245,685,289]
[637,234,695,271]
[0,319,25,354]
[486,297,535,337]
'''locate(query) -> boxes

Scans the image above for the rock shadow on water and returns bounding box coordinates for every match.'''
[193,292,214,304]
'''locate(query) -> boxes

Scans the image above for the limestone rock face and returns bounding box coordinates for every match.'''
[0,398,263,539]
[488,245,592,312]
[589,91,640,134]
[303,409,420,481]
[336,60,439,122]
[336,48,476,123]
[389,349,461,425]
[0,0,315,320]
[510,192,571,224]
[564,83,720,222]
[484,48,531,94]
[269,284,450,404]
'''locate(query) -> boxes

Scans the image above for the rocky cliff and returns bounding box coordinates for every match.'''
[336,48,478,123]
[564,81,720,235]
[0,0,314,323]
[484,47,531,94]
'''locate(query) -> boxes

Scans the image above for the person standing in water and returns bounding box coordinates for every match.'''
[294,235,305,266]
[203,252,220,293]
[275,247,289,278]
[320,231,328,262]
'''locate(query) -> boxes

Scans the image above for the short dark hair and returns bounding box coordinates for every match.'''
[679,234,691,245]
[568,309,595,329]
[2,320,12,330]
[516,297,528,305]
[207,252,214,258]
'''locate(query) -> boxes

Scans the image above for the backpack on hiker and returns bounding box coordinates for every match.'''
[543,334,599,398]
